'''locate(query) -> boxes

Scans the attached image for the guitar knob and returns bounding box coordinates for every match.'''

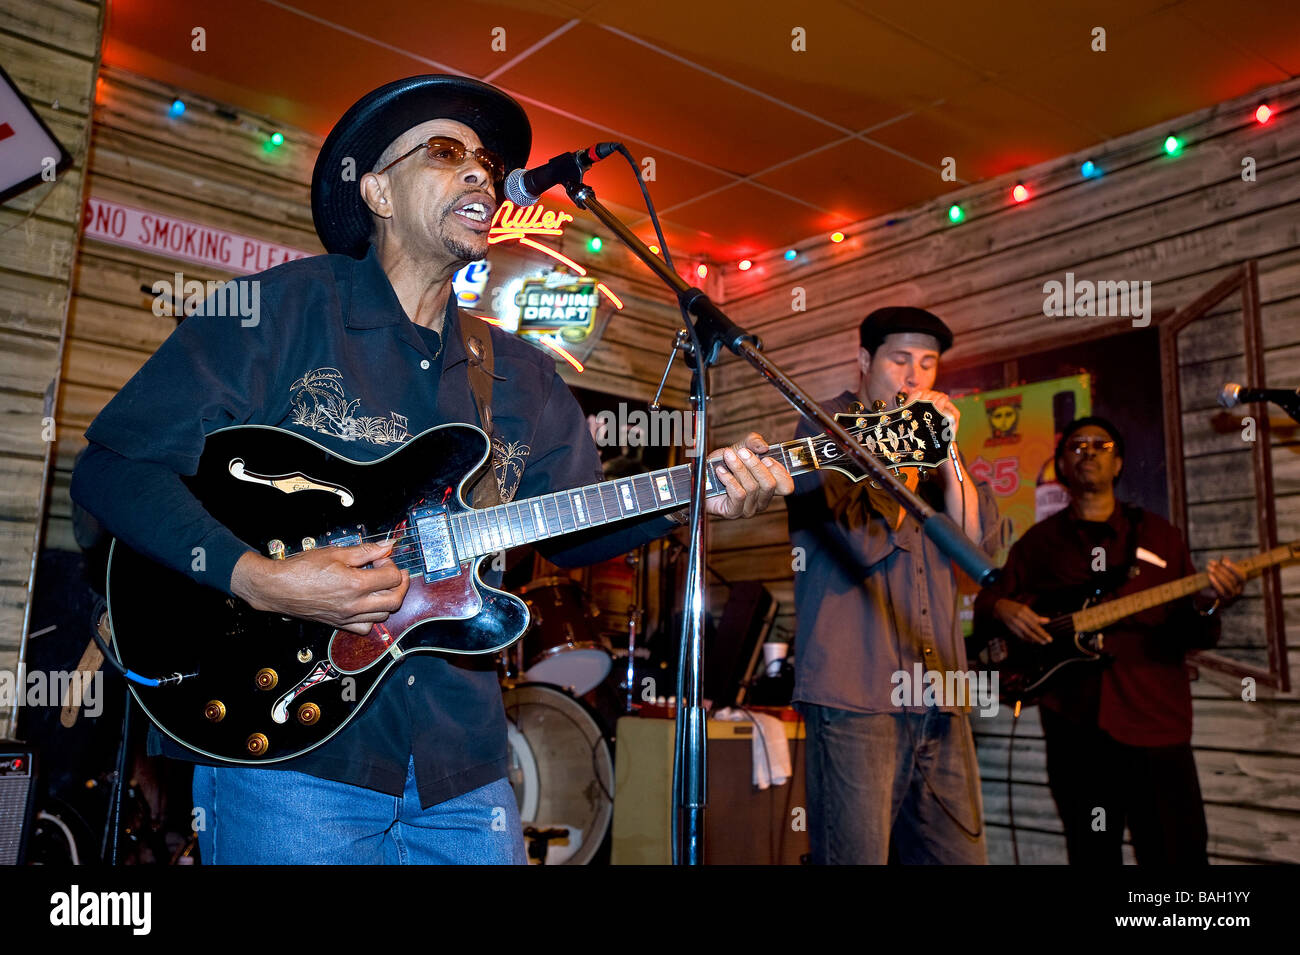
[246,733,269,756]
[268,539,286,559]
[203,700,226,723]
[254,668,279,691]
[297,647,313,663]
[296,703,321,725]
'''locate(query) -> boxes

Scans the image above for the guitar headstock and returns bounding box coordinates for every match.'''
[784,398,952,482]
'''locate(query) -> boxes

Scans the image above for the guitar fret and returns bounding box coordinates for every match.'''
[599,484,622,523]
[545,495,566,532]
[615,478,640,515]
[632,474,657,511]
[584,485,606,526]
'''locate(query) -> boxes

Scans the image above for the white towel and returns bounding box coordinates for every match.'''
[714,708,792,789]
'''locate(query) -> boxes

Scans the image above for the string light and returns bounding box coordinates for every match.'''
[648,244,660,255]
[717,103,1291,266]
[169,99,186,117]
[696,263,708,279]
[270,131,284,146]
[587,236,602,253]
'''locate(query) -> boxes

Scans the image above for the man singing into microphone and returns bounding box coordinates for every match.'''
[72,74,793,864]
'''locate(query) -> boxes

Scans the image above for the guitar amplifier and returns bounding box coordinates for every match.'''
[611,716,809,865]
[0,744,37,865]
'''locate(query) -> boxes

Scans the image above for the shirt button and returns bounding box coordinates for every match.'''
[920,607,928,615]
[420,359,430,370]
[924,647,933,656]
[407,675,415,686]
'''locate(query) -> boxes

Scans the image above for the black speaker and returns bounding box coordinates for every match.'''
[0,744,37,865]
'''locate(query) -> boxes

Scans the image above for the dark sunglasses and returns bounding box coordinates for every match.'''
[1066,437,1116,455]
[378,136,506,185]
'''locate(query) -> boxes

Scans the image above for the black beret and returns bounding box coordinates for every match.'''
[859,306,953,354]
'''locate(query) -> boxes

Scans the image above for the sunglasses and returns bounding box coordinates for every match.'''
[377,136,506,185]
[1066,438,1116,455]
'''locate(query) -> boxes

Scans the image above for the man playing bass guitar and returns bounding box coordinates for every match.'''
[973,416,1245,864]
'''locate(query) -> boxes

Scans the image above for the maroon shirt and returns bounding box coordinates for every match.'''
[974,503,1218,746]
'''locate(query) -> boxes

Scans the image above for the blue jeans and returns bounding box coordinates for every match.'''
[192,758,527,864]
[804,705,987,865]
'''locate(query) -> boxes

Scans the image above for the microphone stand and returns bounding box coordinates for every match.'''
[562,179,999,865]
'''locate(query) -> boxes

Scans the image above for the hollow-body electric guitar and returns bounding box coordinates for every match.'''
[968,540,1299,703]
[109,399,950,763]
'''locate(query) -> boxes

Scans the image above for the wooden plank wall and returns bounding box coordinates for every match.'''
[714,78,1300,864]
[46,66,691,563]
[0,0,102,740]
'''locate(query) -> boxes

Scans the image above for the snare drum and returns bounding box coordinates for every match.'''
[519,577,612,696]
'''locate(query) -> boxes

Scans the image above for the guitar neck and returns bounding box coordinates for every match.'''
[1069,543,1298,632]
[449,432,850,558]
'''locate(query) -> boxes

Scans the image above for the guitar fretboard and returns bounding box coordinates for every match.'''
[446,415,943,559]
[1069,542,1299,633]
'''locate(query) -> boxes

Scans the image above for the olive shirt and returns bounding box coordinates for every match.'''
[786,390,1000,714]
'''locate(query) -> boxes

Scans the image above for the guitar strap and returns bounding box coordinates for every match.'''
[1114,503,1145,586]
[457,309,502,509]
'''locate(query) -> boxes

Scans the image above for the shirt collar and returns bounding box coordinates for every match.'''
[344,245,470,366]
[1064,499,1126,537]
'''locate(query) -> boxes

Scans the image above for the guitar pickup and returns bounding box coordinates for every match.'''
[410,505,460,581]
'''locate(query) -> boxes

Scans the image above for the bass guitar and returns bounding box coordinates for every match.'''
[108,399,950,763]
[968,540,1299,703]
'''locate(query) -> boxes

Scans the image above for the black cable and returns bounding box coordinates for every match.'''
[615,144,709,864]
[1008,701,1021,865]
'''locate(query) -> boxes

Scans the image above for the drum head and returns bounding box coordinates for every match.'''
[502,683,613,865]
[524,649,611,697]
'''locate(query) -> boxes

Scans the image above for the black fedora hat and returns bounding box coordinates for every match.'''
[311,74,531,259]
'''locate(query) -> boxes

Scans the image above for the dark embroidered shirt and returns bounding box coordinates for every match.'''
[72,246,676,806]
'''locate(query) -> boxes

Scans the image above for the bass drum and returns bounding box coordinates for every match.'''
[502,683,613,865]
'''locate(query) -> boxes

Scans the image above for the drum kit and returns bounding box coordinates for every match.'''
[498,547,658,865]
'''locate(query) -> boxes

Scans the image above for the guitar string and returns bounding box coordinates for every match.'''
[258,418,942,560]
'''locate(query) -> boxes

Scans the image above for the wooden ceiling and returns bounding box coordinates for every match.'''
[102,0,1300,261]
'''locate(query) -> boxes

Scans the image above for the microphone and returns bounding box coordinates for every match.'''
[1219,382,1300,423]
[504,142,621,206]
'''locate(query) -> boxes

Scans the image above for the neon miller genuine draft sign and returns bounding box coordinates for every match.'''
[482,200,623,371]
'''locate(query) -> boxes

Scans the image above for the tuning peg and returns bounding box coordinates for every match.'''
[847,400,865,414]
[872,399,887,411]
[895,391,908,407]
